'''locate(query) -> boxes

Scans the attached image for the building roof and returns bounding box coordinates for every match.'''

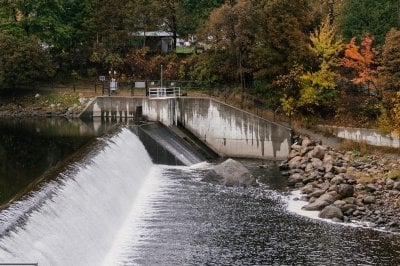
[132,31,175,37]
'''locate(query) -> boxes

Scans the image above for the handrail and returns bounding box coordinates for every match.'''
[148,87,181,98]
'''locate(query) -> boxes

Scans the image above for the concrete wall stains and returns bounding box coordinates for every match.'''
[317,125,400,149]
[177,98,291,159]
[80,97,292,159]
[80,96,176,126]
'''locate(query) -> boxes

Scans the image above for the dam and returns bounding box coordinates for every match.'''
[0,101,400,265]
[80,96,292,160]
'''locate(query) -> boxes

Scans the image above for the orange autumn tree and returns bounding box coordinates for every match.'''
[342,35,381,97]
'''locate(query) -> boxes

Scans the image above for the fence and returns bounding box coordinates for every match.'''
[148,87,181,98]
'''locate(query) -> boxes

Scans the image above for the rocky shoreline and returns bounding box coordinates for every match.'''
[280,135,400,232]
[0,93,92,118]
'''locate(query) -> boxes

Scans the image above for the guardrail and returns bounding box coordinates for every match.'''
[148,87,181,98]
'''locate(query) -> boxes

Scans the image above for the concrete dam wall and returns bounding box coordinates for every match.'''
[80,96,292,159]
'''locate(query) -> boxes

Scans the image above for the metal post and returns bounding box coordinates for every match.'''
[160,64,163,89]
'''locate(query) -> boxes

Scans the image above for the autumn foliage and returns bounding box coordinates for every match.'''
[342,35,380,96]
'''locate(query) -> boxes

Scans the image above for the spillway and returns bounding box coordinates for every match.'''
[0,128,165,265]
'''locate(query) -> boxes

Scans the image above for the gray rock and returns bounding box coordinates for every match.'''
[309,189,326,198]
[319,205,343,220]
[312,145,326,160]
[343,175,357,184]
[334,200,346,206]
[300,184,315,194]
[288,173,303,186]
[355,184,365,191]
[333,166,347,174]
[331,175,344,185]
[305,163,314,173]
[393,181,400,190]
[301,146,313,156]
[324,172,334,180]
[291,144,302,151]
[302,192,337,211]
[343,197,355,204]
[341,203,356,213]
[324,162,333,173]
[328,190,339,200]
[323,154,334,163]
[302,198,330,211]
[204,159,257,187]
[338,184,354,198]
[385,179,395,189]
[288,149,300,159]
[365,184,377,193]
[311,158,323,168]
[363,195,376,204]
[288,156,303,168]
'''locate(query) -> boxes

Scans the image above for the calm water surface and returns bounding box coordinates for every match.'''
[0,118,108,205]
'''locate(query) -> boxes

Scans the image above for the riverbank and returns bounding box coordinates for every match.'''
[280,135,400,232]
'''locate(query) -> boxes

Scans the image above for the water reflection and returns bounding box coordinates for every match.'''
[0,118,107,206]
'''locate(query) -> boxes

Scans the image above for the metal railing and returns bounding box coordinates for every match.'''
[148,87,181,98]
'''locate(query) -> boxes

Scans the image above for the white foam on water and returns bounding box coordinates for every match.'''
[101,166,164,266]
[286,190,320,220]
[0,128,157,266]
[286,190,399,234]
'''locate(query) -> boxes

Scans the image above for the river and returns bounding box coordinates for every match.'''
[0,119,399,265]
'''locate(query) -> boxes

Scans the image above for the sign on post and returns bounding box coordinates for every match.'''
[110,78,118,91]
[135,81,146,88]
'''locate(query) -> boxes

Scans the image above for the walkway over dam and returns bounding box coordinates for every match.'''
[80,96,292,160]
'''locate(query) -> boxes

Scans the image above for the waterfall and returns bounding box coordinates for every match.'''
[0,128,157,266]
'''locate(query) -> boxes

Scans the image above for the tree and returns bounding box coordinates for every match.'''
[310,0,344,25]
[342,35,380,97]
[380,28,400,91]
[204,0,257,86]
[152,0,224,48]
[249,0,314,81]
[340,0,399,45]
[0,0,25,36]
[298,18,343,112]
[85,0,130,74]
[0,33,52,90]
[392,91,400,135]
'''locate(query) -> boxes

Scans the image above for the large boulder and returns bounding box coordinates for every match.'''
[302,193,336,211]
[202,159,257,187]
[319,205,344,220]
[338,184,354,198]
[312,145,326,160]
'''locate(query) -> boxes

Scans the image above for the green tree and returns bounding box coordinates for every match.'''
[380,28,400,91]
[152,0,224,48]
[0,33,52,90]
[0,0,25,36]
[298,18,343,112]
[85,0,130,74]
[249,0,314,81]
[204,0,257,89]
[340,0,399,45]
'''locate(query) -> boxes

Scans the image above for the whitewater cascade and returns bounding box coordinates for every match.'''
[0,128,159,265]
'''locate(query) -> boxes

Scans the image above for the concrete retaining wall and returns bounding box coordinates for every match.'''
[80,96,292,159]
[317,125,400,149]
[80,96,177,126]
[178,98,291,159]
